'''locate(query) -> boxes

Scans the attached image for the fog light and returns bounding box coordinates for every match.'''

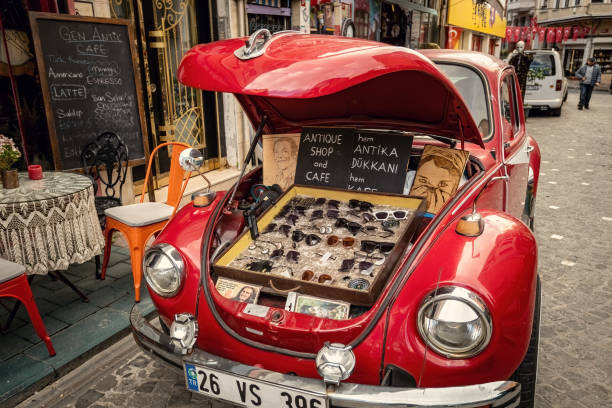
[170,313,198,354]
[315,342,355,385]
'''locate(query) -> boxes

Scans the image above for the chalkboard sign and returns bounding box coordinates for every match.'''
[294,127,354,189]
[347,131,412,193]
[29,12,148,170]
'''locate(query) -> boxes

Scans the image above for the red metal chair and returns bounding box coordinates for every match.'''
[0,259,55,356]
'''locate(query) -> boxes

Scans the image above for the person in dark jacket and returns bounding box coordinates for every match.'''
[575,58,602,110]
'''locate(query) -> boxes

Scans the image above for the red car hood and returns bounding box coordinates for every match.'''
[178,33,484,148]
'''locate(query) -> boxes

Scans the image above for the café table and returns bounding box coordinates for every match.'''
[0,171,105,302]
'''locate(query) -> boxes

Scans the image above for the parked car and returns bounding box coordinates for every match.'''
[524,49,568,116]
[130,32,541,408]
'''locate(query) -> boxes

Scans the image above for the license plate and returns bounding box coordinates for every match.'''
[184,363,328,408]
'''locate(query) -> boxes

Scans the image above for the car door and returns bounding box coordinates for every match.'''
[500,70,530,220]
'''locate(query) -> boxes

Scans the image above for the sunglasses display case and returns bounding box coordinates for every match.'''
[213,185,426,306]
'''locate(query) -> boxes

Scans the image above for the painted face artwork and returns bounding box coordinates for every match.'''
[410,160,455,213]
[273,139,295,172]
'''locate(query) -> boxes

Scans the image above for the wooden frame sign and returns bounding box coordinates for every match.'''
[29,12,149,170]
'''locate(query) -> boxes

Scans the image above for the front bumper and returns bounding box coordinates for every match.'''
[130,305,520,408]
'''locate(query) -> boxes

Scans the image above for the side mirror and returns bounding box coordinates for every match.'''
[179,148,204,171]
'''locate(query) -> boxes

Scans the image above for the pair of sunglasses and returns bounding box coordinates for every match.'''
[354,250,386,265]
[327,199,340,209]
[349,199,373,212]
[335,218,362,235]
[327,235,355,247]
[360,240,395,254]
[301,270,332,283]
[339,258,374,273]
[246,259,274,272]
[292,230,322,246]
[286,250,300,263]
[310,209,340,220]
[373,210,410,220]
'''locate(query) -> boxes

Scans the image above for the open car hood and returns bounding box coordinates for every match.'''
[178,32,484,148]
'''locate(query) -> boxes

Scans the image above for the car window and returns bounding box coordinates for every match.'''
[435,63,491,140]
[529,54,556,77]
[500,74,520,140]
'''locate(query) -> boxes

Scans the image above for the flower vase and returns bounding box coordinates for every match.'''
[1,169,19,189]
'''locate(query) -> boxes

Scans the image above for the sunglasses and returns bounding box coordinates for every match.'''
[326,235,356,247]
[349,199,373,212]
[310,210,323,220]
[263,223,277,234]
[354,250,386,265]
[291,230,322,246]
[286,214,300,226]
[315,197,327,206]
[335,218,362,235]
[382,219,400,228]
[286,250,300,263]
[339,258,374,273]
[373,210,410,220]
[327,200,340,209]
[360,240,395,254]
[270,248,284,260]
[279,224,292,237]
[246,259,274,272]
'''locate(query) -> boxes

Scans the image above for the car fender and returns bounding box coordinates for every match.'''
[383,209,538,387]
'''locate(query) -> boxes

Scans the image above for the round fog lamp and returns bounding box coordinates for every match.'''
[170,313,198,354]
[315,342,355,385]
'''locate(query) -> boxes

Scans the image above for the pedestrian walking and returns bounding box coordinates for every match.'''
[575,58,601,110]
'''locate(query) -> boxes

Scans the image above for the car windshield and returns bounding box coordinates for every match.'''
[435,63,491,139]
[528,54,555,76]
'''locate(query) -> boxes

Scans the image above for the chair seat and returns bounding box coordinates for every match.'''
[0,258,26,283]
[105,202,174,227]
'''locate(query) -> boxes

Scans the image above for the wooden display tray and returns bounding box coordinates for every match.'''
[213,185,426,306]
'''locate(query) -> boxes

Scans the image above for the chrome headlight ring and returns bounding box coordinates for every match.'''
[417,286,492,359]
[142,243,185,297]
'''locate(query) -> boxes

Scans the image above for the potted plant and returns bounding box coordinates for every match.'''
[0,134,22,189]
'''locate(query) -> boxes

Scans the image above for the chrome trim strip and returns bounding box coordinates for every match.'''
[131,305,520,408]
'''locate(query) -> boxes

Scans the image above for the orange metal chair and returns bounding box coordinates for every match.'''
[101,142,192,302]
[0,259,55,356]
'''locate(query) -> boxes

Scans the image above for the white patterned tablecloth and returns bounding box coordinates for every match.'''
[0,172,105,274]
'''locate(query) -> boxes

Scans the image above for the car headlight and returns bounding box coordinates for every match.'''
[417,286,492,359]
[143,243,184,297]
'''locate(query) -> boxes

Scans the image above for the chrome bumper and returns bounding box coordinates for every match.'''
[130,305,520,408]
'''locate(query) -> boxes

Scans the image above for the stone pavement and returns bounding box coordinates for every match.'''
[0,246,155,407]
[15,90,612,408]
[528,90,612,407]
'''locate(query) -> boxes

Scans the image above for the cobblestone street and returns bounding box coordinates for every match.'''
[14,90,612,408]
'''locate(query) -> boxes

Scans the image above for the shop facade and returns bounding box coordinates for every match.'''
[534,2,612,86]
[444,0,506,57]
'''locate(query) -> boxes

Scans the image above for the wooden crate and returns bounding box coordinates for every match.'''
[213,185,426,306]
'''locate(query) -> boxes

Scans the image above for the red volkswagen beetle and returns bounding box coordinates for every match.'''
[131,31,541,408]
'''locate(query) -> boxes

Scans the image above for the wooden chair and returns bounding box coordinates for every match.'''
[0,259,55,356]
[101,142,192,302]
[81,132,129,278]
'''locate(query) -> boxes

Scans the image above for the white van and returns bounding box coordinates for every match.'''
[524,49,568,116]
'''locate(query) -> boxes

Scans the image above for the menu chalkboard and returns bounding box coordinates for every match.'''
[294,127,354,189]
[29,12,148,170]
[348,131,412,193]
[294,128,413,194]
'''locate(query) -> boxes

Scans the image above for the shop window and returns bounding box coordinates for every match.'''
[541,0,548,8]
[354,8,369,39]
[593,49,612,74]
[471,35,483,52]
[564,49,584,76]
[380,2,407,46]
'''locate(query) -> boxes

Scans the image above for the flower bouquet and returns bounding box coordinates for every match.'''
[0,134,22,188]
